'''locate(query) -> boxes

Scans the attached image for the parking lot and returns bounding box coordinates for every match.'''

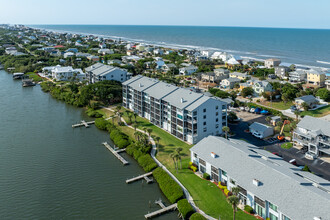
[235,110,268,125]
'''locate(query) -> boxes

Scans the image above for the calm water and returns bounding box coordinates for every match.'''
[0,70,176,219]
[32,25,330,69]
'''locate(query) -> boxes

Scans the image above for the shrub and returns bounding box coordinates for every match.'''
[153,167,184,203]
[244,205,254,214]
[203,173,210,180]
[177,199,195,219]
[190,165,197,172]
[189,213,207,220]
[224,188,230,196]
[133,149,144,160]
[137,154,158,172]
[94,118,109,131]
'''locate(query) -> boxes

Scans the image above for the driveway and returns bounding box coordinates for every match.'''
[229,122,330,181]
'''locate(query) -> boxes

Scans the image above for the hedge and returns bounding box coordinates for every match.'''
[189,213,207,220]
[107,125,131,149]
[153,167,184,203]
[177,199,195,219]
[203,173,210,180]
[244,205,254,214]
[137,154,158,172]
[95,118,109,131]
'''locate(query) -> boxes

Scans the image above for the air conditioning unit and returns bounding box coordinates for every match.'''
[253,179,261,186]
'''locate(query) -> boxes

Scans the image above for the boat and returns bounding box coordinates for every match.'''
[22,79,36,87]
[13,72,25,79]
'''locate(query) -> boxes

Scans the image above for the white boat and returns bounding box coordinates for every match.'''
[13,72,24,79]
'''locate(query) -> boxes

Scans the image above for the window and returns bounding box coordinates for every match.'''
[203,127,207,132]
[199,158,206,166]
[216,105,219,110]
[193,111,197,116]
[269,213,278,220]
[216,118,219,122]
[194,153,197,158]
[203,108,206,113]
[203,115,206,119]
[203,122,206,126]
[269,202,278,212]
[111,75,114,78]
[216,112,219,116]
[222,170,227,177]
[216,124,219,128]
[281,214,291,220]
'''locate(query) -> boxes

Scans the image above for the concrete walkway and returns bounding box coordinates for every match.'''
[102,106,217,220]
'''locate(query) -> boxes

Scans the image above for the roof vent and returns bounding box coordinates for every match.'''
[139,83,143,88]
[181,98,184,103]
[253,179,261,186]
[211,152,218,158]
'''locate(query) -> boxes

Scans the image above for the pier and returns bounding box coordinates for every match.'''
[102,142,129,165]
[72,120,95,128]
[126,172,153,184]
[144,200,177,219]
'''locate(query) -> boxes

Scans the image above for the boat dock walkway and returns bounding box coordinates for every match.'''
[102,142,129,165]
[144,200,177,219]
[126,172,153,184]
[72,120,95,128]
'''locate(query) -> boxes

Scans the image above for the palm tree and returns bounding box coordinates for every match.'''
[222,126,230,139]
[118,112,123,123]
[111,115,116,125]
[147,128,153,137]
[170,152,177,170]
[127,112,133,124]
[133,112,138,123]
[227,195,239,220]
[175,147,183,169]
[133,123,138,131]
[294,110,300,122]
[142,127,147,134]
[154,136,160,147]
[116,105,121,112]
[231,187,240,196]
[265,116,271,125]
[134,131,142,142]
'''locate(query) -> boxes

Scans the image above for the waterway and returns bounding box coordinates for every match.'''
[0,70,176,219]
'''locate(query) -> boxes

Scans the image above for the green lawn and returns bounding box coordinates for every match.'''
[300,105,330,117]
[281,142,293,149]
[117,107,257,220]
[259,101,293,110]
[26,72,43,82]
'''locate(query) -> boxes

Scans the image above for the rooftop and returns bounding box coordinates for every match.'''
[296,115,330,137]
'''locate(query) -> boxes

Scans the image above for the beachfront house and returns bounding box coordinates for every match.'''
[122,75,228,144]
[190,136,330,220]
[293,115,330,158]
[274,66,290,79]
[306,69,326,87]
[264,58,281,68]
[86,63,132,83]
[289,69,307,83]
[294,95,319,110]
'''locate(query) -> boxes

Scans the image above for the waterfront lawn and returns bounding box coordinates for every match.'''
[26,72,43,82]
[118,108,256,219]
[299,105,330,117]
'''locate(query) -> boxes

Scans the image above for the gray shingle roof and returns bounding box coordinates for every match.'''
[163,88,204,109]
[249,122,272,132]
[125,76,159,92]
[144,81,178,100]
[295,95,317,103]
[297,115,330,137]
[190,136,330,220]
[122,75,143,86]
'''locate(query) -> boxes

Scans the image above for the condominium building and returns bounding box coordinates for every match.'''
[191,136,330,220]
[122,75,228,144]
[293,116,330,158]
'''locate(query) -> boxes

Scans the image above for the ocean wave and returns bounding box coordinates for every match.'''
[316,60,330,65]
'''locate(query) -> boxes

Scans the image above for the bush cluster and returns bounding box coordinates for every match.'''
[109,128,130,149]
[94,118,109,130]
[188,162,198,172]
[177,199,195,219]
[86,108,103,118]
[153,167,184,203]
[244,205,254,214]
[137,154,158,172]
[189,213,207,220]
[218,182,227,190]
[203,173,210,180]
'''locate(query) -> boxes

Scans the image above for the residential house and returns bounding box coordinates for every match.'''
[249,122,274,138]
[274,66,290,78]
[201,69,229,83]
[264,58,281,68]
[153,48,164,56]
[294,95,319,110]
[325,80,330,90]
[65,48,79,53]
[87,55,100,62]
[211,52,231,62]
[293,115,330,158]
[226,56,242,69]
[179,65,198,76]
[289,69,307,83]
[98,48,114,55]
[220,78,241,89]
[64,52,75,58]
[306,69,326,87]
[122,55,141,63]
[85,63,132,83]
[122,75,228,144]
[253,81,273,95]
[162,63,176,73]
[5,47,17,55]
[43,66,85,81]
[229,72,250,80]
[107,59,122,65]
[190,136,330,220]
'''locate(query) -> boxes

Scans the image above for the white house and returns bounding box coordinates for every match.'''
[64,52,75,58]
[179,65,198,75]
[85,63,132,83]
[264,58,281,68]
[98,48,114,55]
[190,136,330,220]
[220,78,241,89]
[45,66,85,81]
[249,122,274,138]
[253,81,273,95]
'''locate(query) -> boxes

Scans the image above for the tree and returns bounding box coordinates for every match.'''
[147,128,153,137]
[127,112,133,124]
[265,116,271,125]
[134,131,142,142]
[228,195,239,220]
[301,102,309,111]
[116,105,121,112]
[154,136,160,147]
[294,110,300,122]
[222,126,230,139]
[170,152,177,170]
[175,147,183,169]
[118,112,123,123]
[316,88,330,102]
[133,112,138,123]
[231,187,240,196]
[133,123,138,131]
[241,87,254,98]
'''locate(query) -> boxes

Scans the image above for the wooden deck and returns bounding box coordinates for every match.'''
[144,203,177,219]
[72,120,95,128]
[126,172,153,184]
[102,142,129,165]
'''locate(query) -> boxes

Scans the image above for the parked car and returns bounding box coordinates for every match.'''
[272,152,282,157]
[252,131,263,139]
[290,105,297,111]
[239,106,245,111]
[250,108,255,113]
[245,107,250,111]
[289,159,297,165]
[305,152,316,160]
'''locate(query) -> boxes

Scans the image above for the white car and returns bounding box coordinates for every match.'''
[305,152,316,160]
[245,107,250,111]
[239,107,245,111]
[250,108,255,113]
[252,132,263,139]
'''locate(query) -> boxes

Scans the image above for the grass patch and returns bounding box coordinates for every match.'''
[259,101,293,110]
[281,142,293,149]
[300,105,330,117]
[26,72,43,82]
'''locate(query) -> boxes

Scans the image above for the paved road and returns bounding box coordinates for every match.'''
[229,122,330,181]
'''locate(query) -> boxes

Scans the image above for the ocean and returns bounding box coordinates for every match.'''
[31,25,330,70]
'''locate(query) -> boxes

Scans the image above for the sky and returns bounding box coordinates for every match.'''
[0,0,329,29]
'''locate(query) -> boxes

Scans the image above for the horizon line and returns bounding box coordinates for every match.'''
[23,24,330,31]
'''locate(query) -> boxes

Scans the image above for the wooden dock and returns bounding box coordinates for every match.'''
[72,120,95,128]
[102,142,129,165]
[126,172,153,184]
[144,201,177,219]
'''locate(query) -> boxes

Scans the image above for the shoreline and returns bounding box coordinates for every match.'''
[29,25,330,72]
